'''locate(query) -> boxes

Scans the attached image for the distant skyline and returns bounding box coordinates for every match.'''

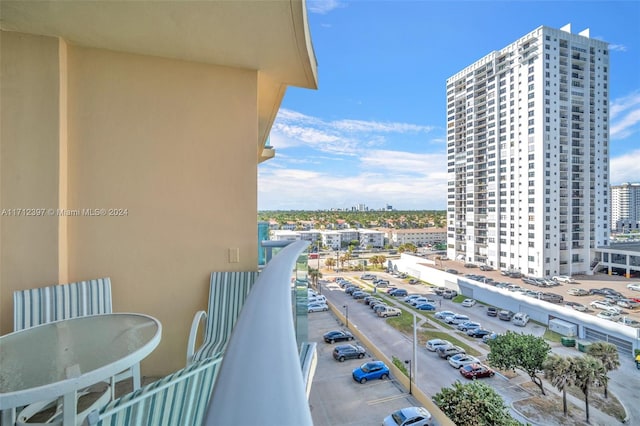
[258,0,640,211]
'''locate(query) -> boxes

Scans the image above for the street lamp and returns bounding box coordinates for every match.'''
[343,304,349,329]
[404,359,412,395]
[317,240,322,294]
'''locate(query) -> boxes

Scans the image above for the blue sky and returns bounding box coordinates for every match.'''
[258,0,640,211]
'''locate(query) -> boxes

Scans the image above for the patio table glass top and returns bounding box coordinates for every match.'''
[0,313,161,406]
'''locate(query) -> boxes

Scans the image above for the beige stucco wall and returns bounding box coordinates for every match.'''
[1,31,260,375]
[1,31,64,329]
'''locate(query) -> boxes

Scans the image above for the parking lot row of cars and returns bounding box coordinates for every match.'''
[425,336,496,379]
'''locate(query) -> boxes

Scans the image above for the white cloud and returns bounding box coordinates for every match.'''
[258,166,448,210]
[608,44,628,52]
[307,0,345,14]
[610,91,640,140]
[270,108,436,155]
[610,149,640,184]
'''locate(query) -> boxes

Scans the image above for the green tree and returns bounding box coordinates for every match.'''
[487,331,551,395]
[586,342,619,399]
[542,354,574,416]
[433,381,522,426]
[571,355,606,423]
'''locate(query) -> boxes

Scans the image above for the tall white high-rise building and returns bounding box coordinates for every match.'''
[446,24,610,277]
[611,183,640,231]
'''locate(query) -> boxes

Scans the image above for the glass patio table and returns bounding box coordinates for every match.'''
[0,313,161,426]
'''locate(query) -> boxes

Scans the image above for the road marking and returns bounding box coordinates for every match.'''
[366,393,407,406]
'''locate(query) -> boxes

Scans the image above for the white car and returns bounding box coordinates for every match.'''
[590,300,622,314]
[552,275,575,283]
[597,311,620,321]
[308,303,328,313]
[461,298,476,307]
[434,310,456,320]
[627,283,640,292]
[425,338,452,352]
[383,406,432,426]
[448,353,480,369]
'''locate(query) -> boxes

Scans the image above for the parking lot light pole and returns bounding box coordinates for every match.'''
[343,305,349,329]
[404,359,412,395]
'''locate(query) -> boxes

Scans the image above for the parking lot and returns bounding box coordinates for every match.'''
[310,270,640,425]
[308,310,423,426]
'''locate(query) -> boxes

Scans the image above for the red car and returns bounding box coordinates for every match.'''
[459,363,495,379]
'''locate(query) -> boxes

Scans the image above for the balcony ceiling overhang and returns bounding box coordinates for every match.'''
[1,0,318,162]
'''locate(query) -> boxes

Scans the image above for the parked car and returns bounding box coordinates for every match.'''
[378,306,402,318]
[410,297,437,307]
[565,301,587,312]
[448,354,480,369]
[486,307,498,317]
[408,279,419,285]
[434,311,456,320]
[425,338,452,352]
[627,283,640,292]
[498,310,514,321]
[464,263,477,268]
[403,294,421,302]
[416,303,437,311]
[459,363,495,379]
[433,287,446,295]
[323,330,354,343]
[590,300,622,314]
[456,321,481,332]
[332,344,366,362]
[352,361,390,383]
[513,312,530,326]
[382,406,432,426]
[375,280,390,288]
[567,287,589,296]
[467,328,492,338]
[552,275,575,283]
[445,314,470,325]
[479,265,493,271]
[445,269,459,275]
[373,304,390,314]
[308,303,329,313]
[308,294,326,303]
[597,311,621,321]
[360,274,376,280]
[345,286,361,295]
[352,291,368,299]
[482,332,499,343]
[442,290,458,299]
[540,293,564,303]
[617,299,640,309]
[390,289,408,297]
[461,298,477,307]
[436,345,465,359]
[619,317,640,328]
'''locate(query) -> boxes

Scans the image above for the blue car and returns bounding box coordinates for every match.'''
[352,361,390,384]
[416,303,436,311]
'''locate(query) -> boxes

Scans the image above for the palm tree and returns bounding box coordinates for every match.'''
[543,354,574,416]
[324,257,336,270]
[308,268,322,290]
[587,342,620,398]
[571,355,606,423]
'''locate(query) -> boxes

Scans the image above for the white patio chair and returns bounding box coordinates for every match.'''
[186,271,259,365]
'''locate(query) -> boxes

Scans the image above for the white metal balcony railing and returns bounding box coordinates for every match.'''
[204,240,313,425]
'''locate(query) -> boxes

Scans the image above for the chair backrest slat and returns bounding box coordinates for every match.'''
[193,271,258,362]
[13,278,112,331]
[88,357,222,426]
